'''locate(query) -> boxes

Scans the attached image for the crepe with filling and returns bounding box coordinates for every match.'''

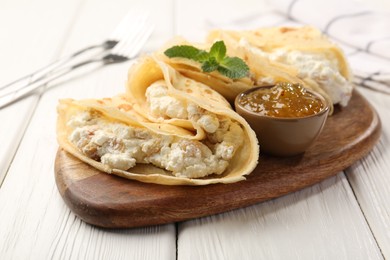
[56,56,259,185]
[156,37,330,108]
[157,26,353,114]
[155,37,255,103]
[206,26,353,110]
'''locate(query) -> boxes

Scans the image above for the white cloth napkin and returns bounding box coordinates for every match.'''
[207,0,390,94]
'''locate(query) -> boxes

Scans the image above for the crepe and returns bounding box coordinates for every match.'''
[206,26,354,111]
[56,56,259,185]
[156,36,330,106]
[155,37,255,103]
[158,26,353,114]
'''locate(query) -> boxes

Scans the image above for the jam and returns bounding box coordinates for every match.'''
[238,83,325,118]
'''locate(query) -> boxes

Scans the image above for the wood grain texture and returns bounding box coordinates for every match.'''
[0,0,83,184]
[346,87,390,258]
[177,173,383,260]
[0,0,177,259]
[54,89,381,228]
[1,0,388,258]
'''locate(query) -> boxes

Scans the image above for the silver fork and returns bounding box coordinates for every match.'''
[0,21,154,109]
[0,11,149,102]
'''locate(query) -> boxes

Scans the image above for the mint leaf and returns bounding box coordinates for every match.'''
[194,50,210,62]
[201,57,219,72]
[164,45,202,59]
[164,45,210,63]
[209,41,226,62]
[164,41,249,79]
[218,57,249,79]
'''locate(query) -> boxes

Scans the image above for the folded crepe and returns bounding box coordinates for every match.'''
[156,36,332,110]
[56,56,259,185]
[155,37,255,103]
[206,26,354,110]
[158,26,353,114]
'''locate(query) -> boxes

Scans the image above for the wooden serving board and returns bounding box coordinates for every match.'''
[55,90,381,228]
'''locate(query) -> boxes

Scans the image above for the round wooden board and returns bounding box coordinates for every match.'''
[55,90,381,228]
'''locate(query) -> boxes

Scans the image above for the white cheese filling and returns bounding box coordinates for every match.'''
[146,80,222,133]
[239,39,353,106]
[146,81,188,119]
[67,92,244,178]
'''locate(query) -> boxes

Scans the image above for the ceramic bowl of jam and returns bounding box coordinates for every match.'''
[235,82,330,156]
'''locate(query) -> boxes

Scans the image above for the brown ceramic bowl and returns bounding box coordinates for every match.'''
[235,86,330,157]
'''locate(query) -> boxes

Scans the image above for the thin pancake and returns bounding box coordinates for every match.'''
[207,26,354,111]
[57,57,259,185]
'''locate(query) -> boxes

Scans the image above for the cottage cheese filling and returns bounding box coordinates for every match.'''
[239,39,353,106]
[146,80,223,133]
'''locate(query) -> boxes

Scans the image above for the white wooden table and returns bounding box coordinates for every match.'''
[1,0,389,259]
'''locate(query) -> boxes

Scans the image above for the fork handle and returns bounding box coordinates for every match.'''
[0,41,113,96]
[0,56,111,109]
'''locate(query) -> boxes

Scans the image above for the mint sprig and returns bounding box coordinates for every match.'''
[164,41,249,79]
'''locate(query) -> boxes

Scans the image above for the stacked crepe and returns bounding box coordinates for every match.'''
[57,25,353,185]
[57,56,259,185]
[159,26,354,114]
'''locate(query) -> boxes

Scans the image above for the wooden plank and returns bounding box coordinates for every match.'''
[0,0,177,258]
[177,174,383,259]
[346,87,390,258]
[174,0,384,258]
[175,0,275,41]
[0,0,83,184]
